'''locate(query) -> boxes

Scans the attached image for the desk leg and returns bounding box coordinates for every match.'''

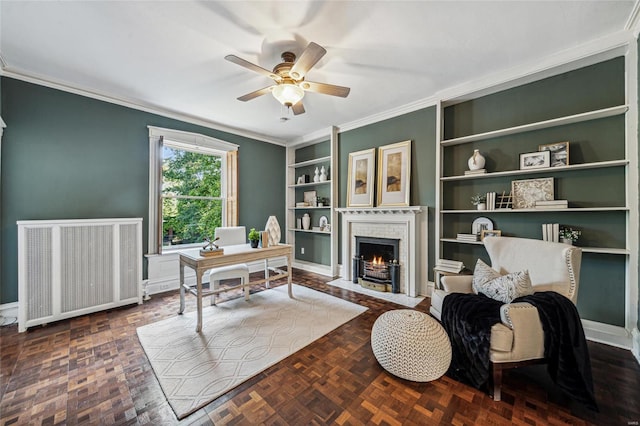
[287,252,293,298]
[196,271,204,333]
[264,259,270,288]
[179,263,185,314]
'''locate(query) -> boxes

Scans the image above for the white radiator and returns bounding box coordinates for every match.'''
[17,218,143,332]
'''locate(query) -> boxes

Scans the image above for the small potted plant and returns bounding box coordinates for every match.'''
[559,227,581,245]
[471,193,487,210]
[248,228,260,248]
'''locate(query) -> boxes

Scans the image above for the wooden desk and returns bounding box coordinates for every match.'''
[178,243,293,332]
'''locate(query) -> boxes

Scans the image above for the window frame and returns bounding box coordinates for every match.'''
[148,126,238,254]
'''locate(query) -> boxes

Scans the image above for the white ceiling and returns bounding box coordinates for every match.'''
[1,1,637,144]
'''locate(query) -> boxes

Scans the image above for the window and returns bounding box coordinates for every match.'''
[161,144,223,248]
[148,126,238,254]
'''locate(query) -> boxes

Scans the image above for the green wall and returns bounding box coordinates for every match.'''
[338,107,438,280]
[0,78,285,304]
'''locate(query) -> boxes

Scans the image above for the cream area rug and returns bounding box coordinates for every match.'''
[327,278,425,308]
[136,284,367,420]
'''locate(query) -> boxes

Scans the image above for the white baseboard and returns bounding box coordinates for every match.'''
[0,302,19,326]
[632,327,640,365]
[418,281,434,298]
[292,260,333,277]
[582,319,632,349]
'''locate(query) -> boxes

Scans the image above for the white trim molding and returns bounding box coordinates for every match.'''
[583,319,632,349]
[633,327,640,364]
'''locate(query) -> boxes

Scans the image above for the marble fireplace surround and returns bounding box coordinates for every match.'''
[336,207,428,297]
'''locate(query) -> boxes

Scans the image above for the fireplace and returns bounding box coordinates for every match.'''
[353,236,401,293]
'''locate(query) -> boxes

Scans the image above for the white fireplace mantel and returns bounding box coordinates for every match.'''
[336,206,428,297]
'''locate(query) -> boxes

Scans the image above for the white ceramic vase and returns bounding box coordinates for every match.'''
[477,203,486,211]
[302,213,311,230]
[468,149,485,171]
[561,238,573,245]
[319,166,327,182]
[265,215,281,246]
[313,167,320,182]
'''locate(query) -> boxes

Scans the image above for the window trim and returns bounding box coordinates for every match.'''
[148,126,238,255]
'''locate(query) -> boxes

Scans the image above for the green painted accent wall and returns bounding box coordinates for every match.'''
[0,78,285,304]
[443,57,626,326]
[338,107,437,280]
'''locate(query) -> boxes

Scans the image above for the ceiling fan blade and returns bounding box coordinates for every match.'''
[291,102,305,115]
[289,42,326,80]
[299,81,350,98]
[237,86,274,102]
[225,55,281,81]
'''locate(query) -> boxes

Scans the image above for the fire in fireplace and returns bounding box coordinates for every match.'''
[353,236,400,293]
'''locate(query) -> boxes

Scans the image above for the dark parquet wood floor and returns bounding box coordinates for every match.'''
[1,269,639,425]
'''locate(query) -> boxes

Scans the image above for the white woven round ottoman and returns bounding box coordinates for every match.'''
[371,309,452,382]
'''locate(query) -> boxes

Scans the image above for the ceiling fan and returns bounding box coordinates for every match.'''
[225,42,350,115]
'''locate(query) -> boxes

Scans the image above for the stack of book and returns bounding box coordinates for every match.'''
[542,223,560,242]
[435,259,465,273]
[486,192,496,210]
[535,200,568,209]
[464,169,487,176]
[457,233,480,242]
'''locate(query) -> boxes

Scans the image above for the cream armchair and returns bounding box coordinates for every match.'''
[430,236,582,400]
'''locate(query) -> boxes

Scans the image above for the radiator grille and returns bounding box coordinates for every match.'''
[60,225,114,312]
[119,224,140,300]
[25,227,53,321]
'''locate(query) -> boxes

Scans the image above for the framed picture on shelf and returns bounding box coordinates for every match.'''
[511,177,554,209]
[303,190,317,207]
[481,229,502,240]
[539,141,569,167]
[347,148,375,207]
[520,150,550,170]
[377,140,411,207]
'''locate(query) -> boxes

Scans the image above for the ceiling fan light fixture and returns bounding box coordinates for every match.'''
[272,83,304,107]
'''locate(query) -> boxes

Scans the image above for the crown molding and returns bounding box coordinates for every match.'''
[0,67,288,147]
[626,0,640,36]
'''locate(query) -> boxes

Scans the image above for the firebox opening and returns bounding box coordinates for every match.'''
[354,236,400,293]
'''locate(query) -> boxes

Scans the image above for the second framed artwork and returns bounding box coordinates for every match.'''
[377,140,412,207]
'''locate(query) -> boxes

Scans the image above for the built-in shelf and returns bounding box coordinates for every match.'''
[287,180,331,188]
[441,207,628,214]
[440,238,628,255]
[288,156,331,168]
[441,105,628,146]
[289,228,331,234]
[289,206,331,210]
[441,160,628,181]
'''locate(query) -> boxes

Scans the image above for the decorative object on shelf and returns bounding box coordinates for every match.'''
[296,217,302,229]
[296,202,309,207]
[248,228,260,248]
[520,150,550,170]
[265,215,281,246]
[467,149,485,171]
[471,193,487,210]
[261,231,269,248]
[313,167,320,182]
[496,191,513,209]
[319,166,327,182]
[535,199,568,209]
[302,213,311,230]
[347,148,375,207]
[319,215,329,231]
[303,190,317,207]
[539,141,569,167]
[472,217,494,235]
[481,229,502,240]
[464,168,486,176]
[377,140,412,207]
[511,177,554,209]
[559,227,581,245]
[297,175,305,185]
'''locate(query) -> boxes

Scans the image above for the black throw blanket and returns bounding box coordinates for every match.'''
[441,291,598,410]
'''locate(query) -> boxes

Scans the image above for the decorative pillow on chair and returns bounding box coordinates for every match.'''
[471,259,534,304]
